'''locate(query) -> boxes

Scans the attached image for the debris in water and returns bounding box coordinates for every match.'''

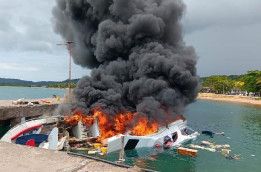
[221,149,231,155]
[202,131,214,138]
[200,141,230,149]
[210,139,216,144]
[226,154,240,160]
[226,156,234,160]
[178,147,198,156]
[189,144,216,152]
[214,132,225,135]
[201,140,212,145]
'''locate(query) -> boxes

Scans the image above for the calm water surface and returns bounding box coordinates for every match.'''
[103,100,261,172]
[0,86,67,100]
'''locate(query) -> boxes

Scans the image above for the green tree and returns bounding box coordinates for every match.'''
[256,76,261,93]
[234,81,245,92]
[203,76,234,94]
[241,70,261,94]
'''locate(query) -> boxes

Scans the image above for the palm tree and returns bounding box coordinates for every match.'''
[256,76,261,93]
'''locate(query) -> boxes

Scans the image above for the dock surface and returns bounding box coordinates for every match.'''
[0,141,138,172]
[0,98,60,107]
[0,98,60,126]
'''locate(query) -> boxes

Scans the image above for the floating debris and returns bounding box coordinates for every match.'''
[189,144,216,152]
[221,149,231,155]
[178,147,198,156]
[214,132,225,135]
[201,141,230,149]
[201,140,212,146]
[202,131,214,138]
[226,154,240,160]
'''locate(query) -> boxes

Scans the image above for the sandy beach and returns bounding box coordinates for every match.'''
[198,93,261,106]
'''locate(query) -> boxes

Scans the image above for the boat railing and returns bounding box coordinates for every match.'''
[10,115,64,131]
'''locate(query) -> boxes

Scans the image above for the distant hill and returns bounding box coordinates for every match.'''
[0,78,80,86]
[1,75,244,87]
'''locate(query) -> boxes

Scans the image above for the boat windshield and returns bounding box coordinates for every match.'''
[181,127,195,135]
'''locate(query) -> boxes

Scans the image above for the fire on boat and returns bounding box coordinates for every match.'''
[0,112,199,154]
[106,119,199,153]
[64,108,199,153]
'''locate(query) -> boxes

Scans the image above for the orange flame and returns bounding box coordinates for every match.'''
[130,116,158,136]
[64,107,185,140]
[64,111,95,127]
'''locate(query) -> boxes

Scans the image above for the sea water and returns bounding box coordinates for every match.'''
[0,86,67,100]
[103,100,261,172]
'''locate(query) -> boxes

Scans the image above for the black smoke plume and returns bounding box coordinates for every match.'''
[53,0,199,125]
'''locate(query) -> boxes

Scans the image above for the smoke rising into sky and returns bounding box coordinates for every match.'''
[53,0,198,123]
[0,0,261,81]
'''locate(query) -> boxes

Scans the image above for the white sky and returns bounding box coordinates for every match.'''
[0,0,260,81]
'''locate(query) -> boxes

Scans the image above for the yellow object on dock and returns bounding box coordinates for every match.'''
[57,96,61,101]
[94,143,101,149]
[178,147,198,156]
[100,147,107,153]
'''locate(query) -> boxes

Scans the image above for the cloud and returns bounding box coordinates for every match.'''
[0,0,260,81]
[182,0,261,77]
[182,0,261,35]
[0,0,90,81]
[0,63,38,72]
[0,0,62,53]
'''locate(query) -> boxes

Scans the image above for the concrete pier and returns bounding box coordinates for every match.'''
[0,141,137,172]
[0,99,59,127]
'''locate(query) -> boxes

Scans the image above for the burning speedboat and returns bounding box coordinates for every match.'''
[0,110,198,154]
[64,109,199,153]
[107,119,199,153]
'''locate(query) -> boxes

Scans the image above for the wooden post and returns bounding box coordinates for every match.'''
[119,136,125,162]
[68,42,72,99]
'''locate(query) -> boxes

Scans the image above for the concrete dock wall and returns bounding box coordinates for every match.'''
[0,100,59,127]
[0,104,58,120]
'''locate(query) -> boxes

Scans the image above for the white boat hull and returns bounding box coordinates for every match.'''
[107,120,199,153]
[1,116,60,143]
